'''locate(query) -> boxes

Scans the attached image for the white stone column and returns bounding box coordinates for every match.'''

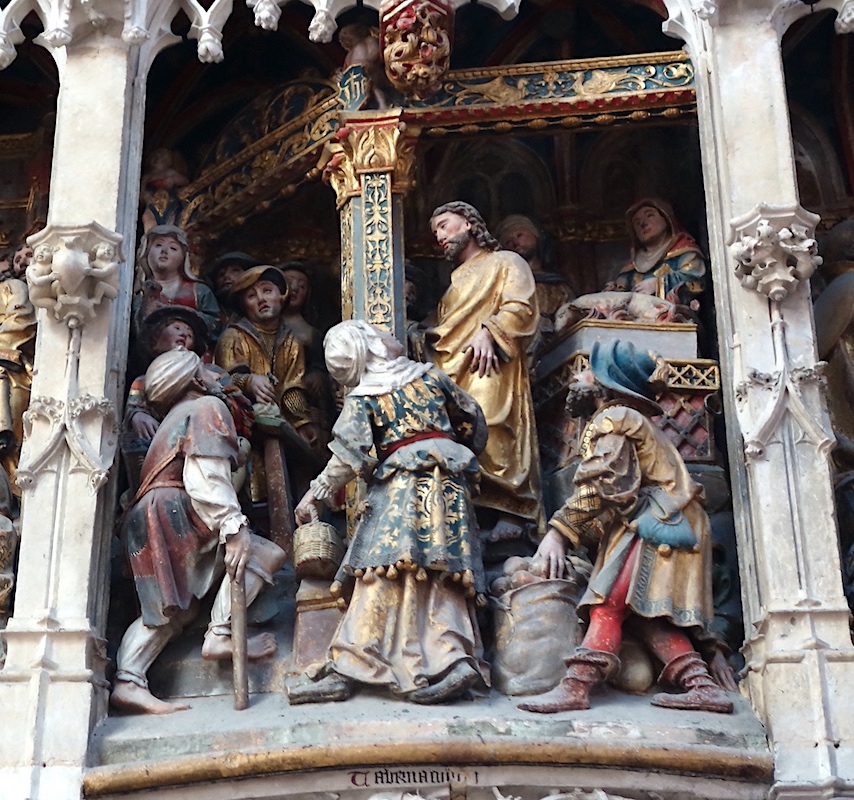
[663,1,854,797]
[0,37,142,800]
[0,1,206,796]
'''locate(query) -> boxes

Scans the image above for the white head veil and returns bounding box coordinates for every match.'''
[324,320,430,396]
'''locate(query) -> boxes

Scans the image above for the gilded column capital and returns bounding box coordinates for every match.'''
[330,110,419,199]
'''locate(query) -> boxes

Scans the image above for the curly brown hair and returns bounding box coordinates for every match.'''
[430,201,500,252]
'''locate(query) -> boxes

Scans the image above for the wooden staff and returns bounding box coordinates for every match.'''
[231,572,249,710]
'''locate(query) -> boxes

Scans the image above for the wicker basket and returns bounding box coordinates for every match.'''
[293,521,346,580]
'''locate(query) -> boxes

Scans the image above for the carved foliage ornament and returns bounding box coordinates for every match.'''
[727,204,833,461]
[380,0,453,100]
[323,112,416,207]
[16,222,122,494]
[346,122,402,173]
[0,0,520,67]
[728,203,822,303]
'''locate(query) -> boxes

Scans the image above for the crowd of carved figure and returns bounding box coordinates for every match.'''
[87,192,753,717]
[9,180,854,716]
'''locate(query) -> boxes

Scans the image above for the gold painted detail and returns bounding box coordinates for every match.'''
[179,81,339,229]
[251,235,340,264]
[332,110,419,201]
[536,352,720,470]
[547,217,627,243]
[422,106,696,138]
[409,52,693,110]
[667,359,720,392]
[341,203,355,321]
[180,53,693,231]
[362,172,394,328]
[382,0,452,100]
[339,66,371,111]
[323,141,361,210]
[0,131,40,158]
[534,353,718,409]
[348,124,402,173]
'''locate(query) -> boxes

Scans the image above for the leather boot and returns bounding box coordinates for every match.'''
[517,649,620,714]
[651,651,734,714]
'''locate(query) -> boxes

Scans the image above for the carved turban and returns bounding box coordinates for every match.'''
[145,347,202,408]
[494,214,541,243]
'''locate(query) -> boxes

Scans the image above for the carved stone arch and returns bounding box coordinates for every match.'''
[426,138,556,230]
[578,126,703,229]
[789,100,848,213]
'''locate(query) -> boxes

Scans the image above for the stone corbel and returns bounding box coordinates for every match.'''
[27,223,122,326]
[727,204,833,461]
[16,222,123,495]
[729,203,821,303]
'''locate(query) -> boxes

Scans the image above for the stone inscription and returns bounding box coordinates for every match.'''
[349,768,480,787]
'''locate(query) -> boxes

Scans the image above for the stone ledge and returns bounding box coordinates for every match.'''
[86,691,772,797]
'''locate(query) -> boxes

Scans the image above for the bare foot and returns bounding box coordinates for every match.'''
[201,631,278,661]
[110,680,191,715]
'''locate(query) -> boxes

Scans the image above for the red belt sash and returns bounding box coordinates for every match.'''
[378,431,452,462]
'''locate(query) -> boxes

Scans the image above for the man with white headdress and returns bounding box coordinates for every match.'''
[110,348,285,715]
[289,321,489,705]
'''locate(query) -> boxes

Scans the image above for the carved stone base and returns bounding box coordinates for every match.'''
[86,690,771,799]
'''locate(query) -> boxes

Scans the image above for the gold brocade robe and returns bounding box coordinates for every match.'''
[428,249,543,529]
[214,317,308,500]
[214,317,307,402]
[550,403,715,635]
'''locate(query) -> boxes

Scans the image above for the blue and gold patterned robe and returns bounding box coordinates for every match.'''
[317,366,490,693]
[330,366,487,593]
